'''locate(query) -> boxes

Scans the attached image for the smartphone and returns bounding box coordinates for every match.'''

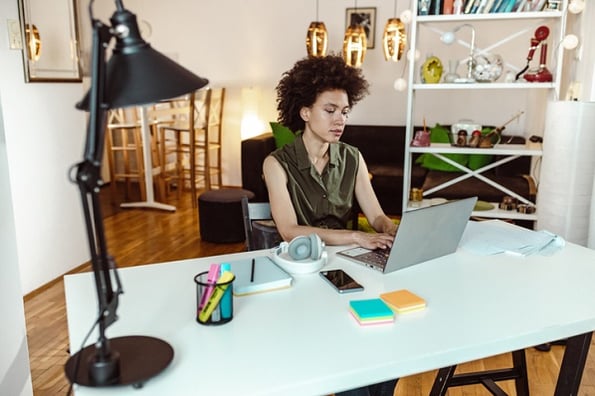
[320,269,364,293]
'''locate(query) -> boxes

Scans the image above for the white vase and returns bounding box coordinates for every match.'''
[443,60,459,83]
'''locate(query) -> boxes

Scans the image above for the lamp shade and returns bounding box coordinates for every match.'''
[77,7,208,110]
[382,18,406,61]
[343,24,367,68]
[306,21,328,58]
[105,47,208,109]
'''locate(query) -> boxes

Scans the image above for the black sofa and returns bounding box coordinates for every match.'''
[241,125,535,216]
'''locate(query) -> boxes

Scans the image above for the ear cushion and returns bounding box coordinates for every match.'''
[287,233,323,261]
[288,236,312,260]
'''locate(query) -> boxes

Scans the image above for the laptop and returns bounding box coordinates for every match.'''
[338,196,477,273]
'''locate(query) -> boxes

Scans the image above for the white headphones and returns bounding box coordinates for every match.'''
[272,234,327,274]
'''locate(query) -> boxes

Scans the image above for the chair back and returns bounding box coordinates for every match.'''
[241,196,281,251]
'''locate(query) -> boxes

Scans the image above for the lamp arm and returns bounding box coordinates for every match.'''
[74,17,123,373]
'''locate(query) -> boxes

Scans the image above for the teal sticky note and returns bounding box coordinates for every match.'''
[349,298,394,319]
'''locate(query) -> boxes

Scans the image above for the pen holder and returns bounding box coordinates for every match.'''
[194,271,235,325]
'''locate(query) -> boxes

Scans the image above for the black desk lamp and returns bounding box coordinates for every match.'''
[64,0,208,388]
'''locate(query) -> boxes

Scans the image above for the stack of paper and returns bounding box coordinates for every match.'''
[349,298,395,326]
[460,220,565,256]
[380,289,426,314]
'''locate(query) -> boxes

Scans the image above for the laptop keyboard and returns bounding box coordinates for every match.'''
[360,248,390,268]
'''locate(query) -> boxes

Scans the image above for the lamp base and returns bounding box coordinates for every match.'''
[65,335,174,388]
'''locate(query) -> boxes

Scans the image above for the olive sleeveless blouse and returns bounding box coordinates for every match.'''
[271,133,359,229]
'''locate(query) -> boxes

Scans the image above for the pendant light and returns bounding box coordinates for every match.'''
[306,0,328,58]
[382,0,406,62]
[25,24,42,62]
[343,1,366,67]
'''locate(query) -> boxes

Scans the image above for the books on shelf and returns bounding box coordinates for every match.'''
[380,289,427,314]
[349,298,395,326]
[228,256,292,296]
[421,0,551,14]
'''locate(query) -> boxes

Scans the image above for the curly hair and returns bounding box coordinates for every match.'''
[275,54,369,133]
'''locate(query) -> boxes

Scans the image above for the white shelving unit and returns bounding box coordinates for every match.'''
[402,1,569,222]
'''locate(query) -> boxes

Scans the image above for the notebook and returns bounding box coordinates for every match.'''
[228,256,293,296]
[338,197,477,274]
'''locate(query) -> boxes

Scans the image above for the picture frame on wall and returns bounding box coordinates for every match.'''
[345,7,376,49]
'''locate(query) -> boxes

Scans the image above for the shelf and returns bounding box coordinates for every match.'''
[409,143,543,156]
[416,11,563,23]
[413,82,556,90]
[407,200,537,221]
[471,204,537,221]
[402,4,566,217]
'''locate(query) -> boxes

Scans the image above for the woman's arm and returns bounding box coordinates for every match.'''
[263,155,394,249]
[354,152,398,236]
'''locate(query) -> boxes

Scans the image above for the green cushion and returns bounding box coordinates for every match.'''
[270,122,296,149]
[416,124,494,172]
[416,124,468,172]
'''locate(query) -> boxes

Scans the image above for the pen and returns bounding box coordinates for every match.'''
[250,258,255,282]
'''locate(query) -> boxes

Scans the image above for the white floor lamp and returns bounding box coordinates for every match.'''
[537,100,595,247]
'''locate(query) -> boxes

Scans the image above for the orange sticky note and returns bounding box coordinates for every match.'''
[380,289,426,314]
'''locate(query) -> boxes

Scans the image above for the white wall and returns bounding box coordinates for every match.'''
[82,0,414,188]
[0,95,33,396]
[81,0,594,189]
[1,0,89,295]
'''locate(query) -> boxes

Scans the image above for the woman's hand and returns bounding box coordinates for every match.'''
[353,231,395,250]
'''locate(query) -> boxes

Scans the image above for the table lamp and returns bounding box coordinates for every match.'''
[64,0,208,388]
[440,23,476,83]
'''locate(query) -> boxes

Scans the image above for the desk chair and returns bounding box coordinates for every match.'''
[241,196,282,251]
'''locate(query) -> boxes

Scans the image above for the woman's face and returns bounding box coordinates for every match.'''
[301,89,350,143]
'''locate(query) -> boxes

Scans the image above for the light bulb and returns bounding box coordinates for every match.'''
[568,0,585,14]
[562,34,579,50]
[394,78,407,91]
[399,9,412,24]
[441,31,455,45]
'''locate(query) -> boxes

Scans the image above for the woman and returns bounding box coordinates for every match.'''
[263,55,398,396]
[263,54,398,251]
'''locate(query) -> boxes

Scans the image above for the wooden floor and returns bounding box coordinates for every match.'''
[24,184,595,395]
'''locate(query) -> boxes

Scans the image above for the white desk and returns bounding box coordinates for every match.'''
[65,240,595,395]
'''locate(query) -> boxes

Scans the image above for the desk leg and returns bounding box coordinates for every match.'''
[554,332,593,396]
[429,365,456,396]
[429,350,528,396]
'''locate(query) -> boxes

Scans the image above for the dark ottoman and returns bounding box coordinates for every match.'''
[198,188,255,243]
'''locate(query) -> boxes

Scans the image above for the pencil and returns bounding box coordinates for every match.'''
[250,258,255,282]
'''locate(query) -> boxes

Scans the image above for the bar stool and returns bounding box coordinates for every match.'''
[105,108,146,201]
[105,108,165,203]
[159,87,226,207]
